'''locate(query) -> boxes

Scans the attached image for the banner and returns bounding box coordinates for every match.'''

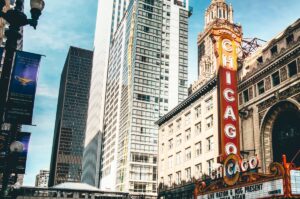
[8,132,31,174]
[0,131,31,174]
[0,130,10,172]
[5,51,42,125]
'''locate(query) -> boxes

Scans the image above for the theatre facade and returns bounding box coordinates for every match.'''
[238,18,300,171]
[157,0,300,198]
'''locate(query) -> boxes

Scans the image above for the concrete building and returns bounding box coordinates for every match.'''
[157,0,242,198]
[238,18,300,171]
[35,170,49,188]
[85,0,191,198]
[49,47,93,186]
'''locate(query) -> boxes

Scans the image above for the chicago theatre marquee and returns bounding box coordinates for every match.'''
[157,0,300,198]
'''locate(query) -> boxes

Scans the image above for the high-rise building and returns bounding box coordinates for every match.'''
[83,0,191,198]
[35,170,49,188]
[49,47,93,186]
[82,0,130,187]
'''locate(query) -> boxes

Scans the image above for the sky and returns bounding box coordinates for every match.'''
[22,0,300,185]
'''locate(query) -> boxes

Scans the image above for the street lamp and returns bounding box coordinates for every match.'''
[0,0,44,197]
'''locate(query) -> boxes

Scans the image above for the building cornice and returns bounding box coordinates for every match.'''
[156,76,218,126]
[238,42,300,91]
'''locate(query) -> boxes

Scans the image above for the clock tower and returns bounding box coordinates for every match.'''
[193,0,243,162]
[191,0,241,94]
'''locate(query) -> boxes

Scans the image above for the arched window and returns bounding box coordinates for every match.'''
[219,9,222,18]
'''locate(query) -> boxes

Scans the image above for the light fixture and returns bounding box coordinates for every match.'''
[30,0,45,11]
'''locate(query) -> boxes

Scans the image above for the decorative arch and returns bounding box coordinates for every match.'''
[260,100,300,173]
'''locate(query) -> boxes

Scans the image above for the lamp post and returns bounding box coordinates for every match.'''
[0,0,44,197]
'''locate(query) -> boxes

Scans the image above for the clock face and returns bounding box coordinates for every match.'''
[10,141,24,153]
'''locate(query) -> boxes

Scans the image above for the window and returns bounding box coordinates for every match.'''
[134,183,146,193]
[257,56,263,64]
[168,156,173,168]
[168,124,173,135]
[207,136,213,152]
[286,34,294,45]
[161,177,164,184]
[176,134,182,146]
[185,167,191,181]
[288,60,297,77]
[257,80,265,95]
[270,45,278,55]
[161,143,164,153]
[207,159,214,176]
[147,13,153,19]
[195,105,201,118]
[168,174,172,186]
[176,119,181,129]
[206,115,213,129]
[137,94,150,102]
[176,171,181,184]
[185,129,191,141]
[272,71,280,86]
[195,122,201,135]
[195,142,202,157]
[195,163,202,178]
[144,26,150,33]
[176,152,181,165]
[185,112,191,125]
[243,89,249,103]
[185,147,191,161]
[206,97,213,111]
[168,139,173,149]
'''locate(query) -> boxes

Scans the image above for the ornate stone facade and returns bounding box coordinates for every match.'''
[238,19,300,173]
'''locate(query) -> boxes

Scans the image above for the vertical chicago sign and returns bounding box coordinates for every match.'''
[212,26,242,163]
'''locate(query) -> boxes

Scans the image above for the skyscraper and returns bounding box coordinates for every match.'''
[49,47,93,186]
[83,0,191,198]
[82,0,130,187]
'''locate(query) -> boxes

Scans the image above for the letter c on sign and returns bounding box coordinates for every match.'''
[223,88,235,102]
[249,156,259,169]
[240,159,249,172]
[225,143,237,155]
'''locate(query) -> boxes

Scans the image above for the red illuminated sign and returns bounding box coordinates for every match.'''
[212,28,242,163]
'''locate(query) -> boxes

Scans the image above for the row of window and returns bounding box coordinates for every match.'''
[165,114,213,137]
[241,59,298,104]
[165,135,214,156]
[163,158,214,186]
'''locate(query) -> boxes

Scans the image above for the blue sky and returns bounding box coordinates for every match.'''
[22,0,300,185]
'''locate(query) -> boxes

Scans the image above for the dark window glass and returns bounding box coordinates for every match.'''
[257,56,263,63]
[288,60,297,77]
[257,81,265,95]
[272,71,280,86]
[144,26,149,33]
[271,45,278,55]
[286,34,294,45]
[243,89,249,103]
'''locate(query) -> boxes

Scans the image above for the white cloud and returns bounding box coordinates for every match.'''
[36,84,58,98]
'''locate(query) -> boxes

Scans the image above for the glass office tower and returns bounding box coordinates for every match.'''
[49,47,93,186]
